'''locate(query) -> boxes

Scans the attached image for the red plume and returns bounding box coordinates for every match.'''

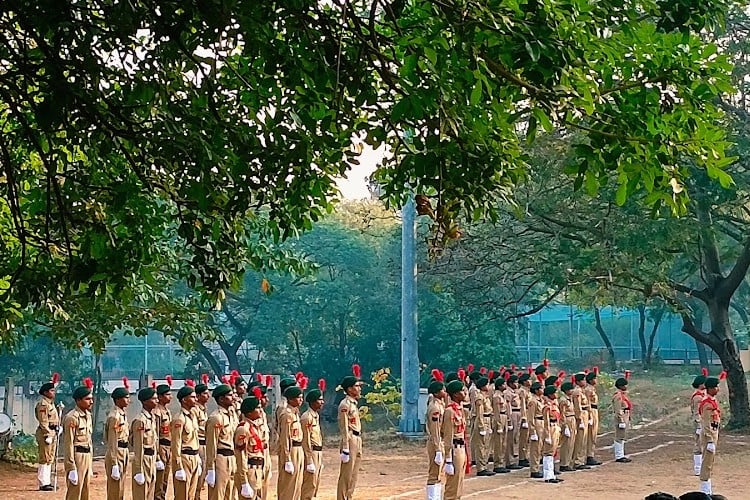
[593,366,599,375]
[500,366,506,373]
[537,374,545,382]
[151,381,157,389]
[584,368,590,375]
[467,363,475,373]
[431,369,442,382]
[256,373,263,382]
[165,375,173,387]
[186,379,196,387]
[352,364,361,378]
[479,367,487,375]
[517,371,523,378]
[719,370,727,381]
[571,375,576,383]
[510,364,516,371]
[555,378,562,387]
[295,371,304,382]
[52,372,60,384]
[252,387,262,400]
[527,366,533,375]
[122,377,130,391]
[458,368,466,382]
[488,370,495,380]
[701,367,709,377]
[231,369,240,377]
[83,377,94,389]
[504,371,510,381]
[221,375,230,384]
[299,377,309,390]
[543,359,550,368]
[557,370,566,379]
[229,373,237,386]
[318,379,326,392]
[624,370,631,380]
[201,374,209,384]
[265,375,273,387]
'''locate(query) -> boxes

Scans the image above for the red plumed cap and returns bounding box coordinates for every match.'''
[300,377,309,390]
[231,369,240,377]
[504,371,510,381]
[701,367,709,377]
[265,375,273,387]
[229,373,237,385]
[201,374,209,384]
[458,369,466,381]
[122,377,130,390]
[186,379,195,387]
[719,370,727,381]
[295,371,304,381]
[488,370,495,380]
[527,366,533,374]
[52,373,60,384]
[83,377,94,389]
[318,379,326,392]
[537,374,545,382]
[571,375,575,383]
[543,359,550,367]
[479,367,487,375]
[624,370,631,380]
[517,371,523,377]
[500,365,506,373]
[221,375,230,384]
[557,370,566,379]
[252,387,262,400]
[256,373,263,382]
[165,375,173,387]
[467,363,475,373]
[593,366,599,375]
[352,364,361,378]
[431,369,444,382]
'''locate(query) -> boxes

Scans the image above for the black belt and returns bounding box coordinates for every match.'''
[199,439,206,446]
[452,438,465,446]
[49,424,58,431]
[351,430,361,436]
[590,404,598,409]
[217,448,233,456]
[535,417,544,420]
[550,419,558,423]
[566,415,575,418]
[118,441,129,449]
[159,438,171,446]
[498,411,506,415]
[291,441,303,447]
[74,446,91,453]
[181,448,199,455]
[511,409,521,412]
[483,413,492,417]
[247,457,264,467]
[143,448,155,456]
[581,407,589,410]
[312,445,323,451]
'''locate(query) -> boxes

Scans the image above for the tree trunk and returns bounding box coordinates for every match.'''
[646,308,665,369]
[694,306,710,367]
[637,305,648,368]
[593,306,616,367]
[223,343,241,372]
[695,340,710,368]
[196,343,225,377]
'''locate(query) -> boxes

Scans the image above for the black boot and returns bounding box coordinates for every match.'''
[530,472,543,479]
[616,457,632,463]
[545,478,563,483]
[518,459,530,467]
[493,467,510,473]
[586,456,602,466]
[39,485,54,492]
[477,469,496,477]
[575,464,592,470]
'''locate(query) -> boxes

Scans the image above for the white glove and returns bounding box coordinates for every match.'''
[507,425,514,431]
[696,426,702,436]
[521,421,529,429]
[134,473,146,485]
[589,419,594,425]
[284,461,294,474]
[240,483,254,498]
[706,442,716,453]
[479,430,487,436]
[444,462,455,475]
[564,428,571,438]
[487,428,493,434]
[111,464,121,480]
[306,463,316,473]
[268,468,272,479]
[434,451,443,465]
[545,437,552,444]
[67,470,78,485]
[45,436,53,445]
[156,460,165,471]
[618,423,626,429]
[206,469,216,487]
[530,433,539,441]
[174,469,187,481]
[340,450,351,463]
[57,426,63,435]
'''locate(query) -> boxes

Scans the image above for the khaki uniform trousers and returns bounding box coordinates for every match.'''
[573,411,589,466]
[235,462,264,499]
[195,444,206,500]
[699,436,716,482]
[278,446,304,500]
[542,425,561,456]
[528,420,543,473]
[586,409,599,458]
[65,450,93,500]
[131,454,156,500]
[504,410,521,465]
[519,422,529,461]
[155,445,172,500]
[560,417,577,467]
[173,454,200,500]
[471,424,491,472]
[209,454,237,500]
[693,421,702,455]
[35,429,57,465]
[491,416,507,468]
[106,448,129,500]
[261,450,271,500]
[336,435,362,500]
[444,444,466,500]
[301,449,323,499]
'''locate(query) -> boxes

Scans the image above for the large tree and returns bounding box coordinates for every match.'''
[0,0,739,346]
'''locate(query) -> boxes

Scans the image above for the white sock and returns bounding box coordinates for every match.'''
[37,465,44,486]
[693,454,702,476]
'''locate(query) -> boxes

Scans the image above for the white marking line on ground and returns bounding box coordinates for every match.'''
[385,439,678,499]
[598,433,648,450]
[599,412,672,438]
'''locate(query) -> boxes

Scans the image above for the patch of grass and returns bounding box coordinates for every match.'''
[4,433,39,465]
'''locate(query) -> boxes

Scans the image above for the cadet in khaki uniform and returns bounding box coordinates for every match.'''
[205,384,236,500]
[251,381,273,500]
[171,384,201,500]
[337,365,363,500]
[63,379,94,500]
[105,380,131,500]
[35,373,61,491]
[235,393,266,499]
[442,380,468,500]
[572,373,591,469]
[698,372,724,495]
[558,381,577,472]
[517,373,532,468]
[690,369,708,476]
[194,376,210,500]
[424,372,445,500]
[541,385,563,484]
[472,377,495,476]
[612,372,633,463]
[278,384,305,499]
[527,382,545,479]
[301,379,326,500]
[154,378,173,500]
[270,377,297,456]
[466,368,479,467]
[584,368,602,466]
[131,387,159,500]
[491,376,509,474]
[503,374,523,470]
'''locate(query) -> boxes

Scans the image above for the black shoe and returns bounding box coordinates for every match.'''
[559,466,575,472]
[477,470,496,477]
[586,457,602,466]
[518,459,530,467]
[471,460,476,466]
[39,485,54,492]
[507,464,524,470]
[575,464,592,470]
[554,469,562,475]
[616,457,632,463]
[493,467,510,473]
[530,472,543,479]
[545,478,563,483]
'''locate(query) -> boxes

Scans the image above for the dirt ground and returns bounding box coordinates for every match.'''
[0,417,747,500]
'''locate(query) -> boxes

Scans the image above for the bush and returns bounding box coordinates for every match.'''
[5,433,38,464]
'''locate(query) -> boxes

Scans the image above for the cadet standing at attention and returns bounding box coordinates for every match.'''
[277,382,305,500]
[337,365,364,500]
[504,374,523,470]
[585,368,602,466]
[131,386,159,500]
[572,373,591,470]
[558,380,577,472]
[105,378,131,500]
[517,371,531,468]
[171,382,201,500]
[491,375,509,474]
[541,385,563,484]
[424,370,445,500]
[63,378,94,500]
[301,379,326,500]
[527,382,545,479]
[194,375,211,500]
[698,371,725,495]
[235,390,266,499]
[205,384,237,500]
[690,368,708,476]
[35,372,61,492]
[472,376,495,476]
[612,371,633,463]
[443,380,468,500]
[154,376,174,500]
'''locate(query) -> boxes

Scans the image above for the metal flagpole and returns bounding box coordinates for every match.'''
[400,194,421,436]
[52,402,64,491]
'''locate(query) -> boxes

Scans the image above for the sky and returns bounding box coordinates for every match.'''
[335,144,386,200]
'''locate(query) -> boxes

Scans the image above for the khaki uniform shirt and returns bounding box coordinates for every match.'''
[234,418,266,488]
[300,408,323,464]
[473,390,492,433]
[504,386,522,423]
[528,393,545,436]
[425,396,444,452]
[573,386,590,423]
[131,409,157,475]
[206,406,235,470]
[691,389,705,424]
[491,389,508,432]
[441,402,466,461]
[104,406,129,460]
[193,403,208,445]
[35,396,60,438]
[63,406,93,472]
[278,405,303,464]
[559,394,575,432]
[518,386,530,424]
[154,403,172,445]
[585,384,599,410]
[171,407,199,469]
[612,389,632,426]
[699,394,720,444]
[338,396,361,452]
